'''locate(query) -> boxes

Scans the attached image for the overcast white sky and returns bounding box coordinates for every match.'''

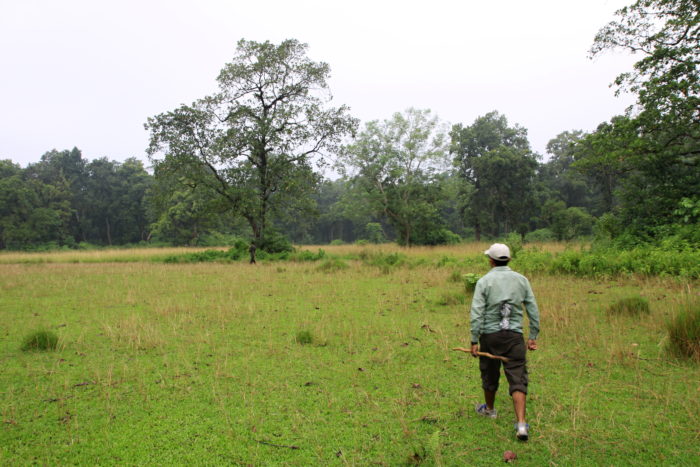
[0,0,637,168]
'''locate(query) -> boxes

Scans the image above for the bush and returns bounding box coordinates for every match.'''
[330,239,345,246]
[503,233,523,258]
[667,301,700,362]
[423,229,461,246]
[259,231,294,253]
[21,330,59,351]
[163,249,230,263]
[525,228,555,242]
[462,273,481,293]
[607,297,651,316]
[291,249,326,262]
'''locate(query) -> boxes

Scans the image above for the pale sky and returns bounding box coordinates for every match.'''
[0,0,637,169]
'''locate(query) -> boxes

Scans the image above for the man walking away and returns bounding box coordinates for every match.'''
[470,243,540,441]
[249,242,257,264]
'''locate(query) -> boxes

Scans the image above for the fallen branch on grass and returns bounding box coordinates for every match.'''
[452,347,510,362]
[257,440,300,450]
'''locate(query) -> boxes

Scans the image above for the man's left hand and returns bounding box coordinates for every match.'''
[527,339,538,351]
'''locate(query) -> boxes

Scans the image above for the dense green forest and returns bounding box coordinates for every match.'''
[1,0,697,251]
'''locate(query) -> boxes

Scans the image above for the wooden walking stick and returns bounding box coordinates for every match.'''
[452,347,510,362]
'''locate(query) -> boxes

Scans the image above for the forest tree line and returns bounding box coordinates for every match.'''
[1,0,697,251]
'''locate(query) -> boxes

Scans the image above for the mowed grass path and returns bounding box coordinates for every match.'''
[1,248,698,465]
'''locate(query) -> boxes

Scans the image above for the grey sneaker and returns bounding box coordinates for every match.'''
[475,403,497,419]
[515,422,529,441]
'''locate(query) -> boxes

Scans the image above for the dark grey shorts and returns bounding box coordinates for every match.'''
[479,330,528,395]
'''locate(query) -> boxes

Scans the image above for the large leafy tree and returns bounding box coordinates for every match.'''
[339,108,450,246]
[539,130,600,212]
[588,0,699,234]
[146,39,357,249]
[450,111,538,239]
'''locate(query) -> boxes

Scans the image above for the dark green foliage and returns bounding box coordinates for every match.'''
[364,223,386,244]
[450,111,538,240]
[525,228,555,242]
[586,1,700,242]
[607,297,651,316]
[258,231,294,254]
[21,330,59,352]
[421,229,461,246]
[162,249,231,264]
[667,301,700,362]
[295,330,314,345]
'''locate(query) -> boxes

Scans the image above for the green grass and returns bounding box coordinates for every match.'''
[0,247,698,465]
[606,296,651,316]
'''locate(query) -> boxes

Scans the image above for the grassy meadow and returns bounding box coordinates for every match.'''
[1,244,698,465]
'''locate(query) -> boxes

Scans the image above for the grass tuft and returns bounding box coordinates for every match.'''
[21,330,59,351]
[607,296,650,316]
[667,301,700,362]
[295,329,314,345]
[436,291,466,306]
[316,258,349,272]
[447,269,463,283]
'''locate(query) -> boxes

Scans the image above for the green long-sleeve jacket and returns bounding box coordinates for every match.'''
[470,266,540,343]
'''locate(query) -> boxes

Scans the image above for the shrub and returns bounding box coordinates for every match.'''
[259,231,294,253]
[462,273,481,293]
[423,229,461,246]
[503,233,523,258]
[525,228,555,242]
[291,249,326,262]
[295,330,314,345]
[607,297,651,316]
[330,239,345,246]
[667,301,700,362]
[21,330,59,351]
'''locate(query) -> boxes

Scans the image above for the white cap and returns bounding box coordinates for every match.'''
[484,243,511,261]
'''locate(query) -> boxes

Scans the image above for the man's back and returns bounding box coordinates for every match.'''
[470,266,540,342]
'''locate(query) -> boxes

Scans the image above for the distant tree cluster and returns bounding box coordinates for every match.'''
[1,0,697,250]
[0,149,152,249]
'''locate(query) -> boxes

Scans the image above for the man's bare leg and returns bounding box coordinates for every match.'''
[484,390,496,410]
[512,391,526,423]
